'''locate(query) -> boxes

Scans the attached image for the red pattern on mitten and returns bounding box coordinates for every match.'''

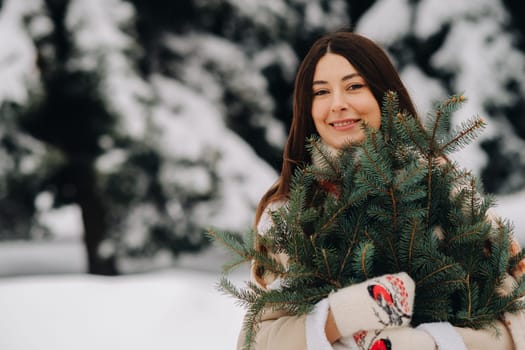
[328,272,414,338]
[348,327,438,350]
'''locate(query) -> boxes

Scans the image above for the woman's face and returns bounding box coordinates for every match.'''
[311,53,381,149]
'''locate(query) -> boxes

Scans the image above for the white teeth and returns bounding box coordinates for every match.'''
[332,120,356,127]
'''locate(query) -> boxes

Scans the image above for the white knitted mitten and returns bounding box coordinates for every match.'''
[417,322,467,350]
[327,272,414,338]
[347,327,438,350]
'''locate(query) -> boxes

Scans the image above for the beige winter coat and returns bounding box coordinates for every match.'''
[236,200,307,350]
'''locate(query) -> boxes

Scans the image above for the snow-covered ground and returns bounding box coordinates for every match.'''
[0,270,244,350]
[0,243,247,350]
[0,271,245,350]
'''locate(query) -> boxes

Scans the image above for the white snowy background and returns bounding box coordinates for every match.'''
[1,0,524,349]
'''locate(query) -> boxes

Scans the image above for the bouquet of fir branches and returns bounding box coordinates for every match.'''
[209,92,525,349]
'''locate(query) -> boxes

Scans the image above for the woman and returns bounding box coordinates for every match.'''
[241,30,525,350]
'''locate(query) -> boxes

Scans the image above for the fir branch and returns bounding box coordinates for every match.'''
[239,282,333,349]
[360,130,392,190]
[448,221,491,247]
[206,228,253,272]
[307,136,340,179]
[389,187,398,233]
[337,216,364,281]
[509,248,525,272]
[427,94,466,149]
[318,190,370,232]
[466,274,472,318]
[355,171,389,196]
[241,297,266,350]
[218,277,258,307]
[321,248,333,282]
[417,263,463,287]
[356,240,374,280]
[395,111,429,156]
[430,109,444,147]
[469,177,477,222]
[503,289,525,311]
[417,277,467,294]
[393,159,427,194]
[407,220,418,274]
[252,247,289,276]
[382,90,398,143]
[438,117,486,155]
[365,228,400,272]
[492,219,511,264]
[425,157,435,227]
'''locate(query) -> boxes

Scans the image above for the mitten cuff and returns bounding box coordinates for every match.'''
[305,298,334,350]
[417,322,467,350]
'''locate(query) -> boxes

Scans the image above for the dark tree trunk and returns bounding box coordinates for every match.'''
[73,158,117,275]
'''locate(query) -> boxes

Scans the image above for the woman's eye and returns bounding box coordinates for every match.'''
[313,90,328,96]
[347,83,365,91]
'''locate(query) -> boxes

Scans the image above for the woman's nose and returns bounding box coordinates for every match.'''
[330,91,347,112]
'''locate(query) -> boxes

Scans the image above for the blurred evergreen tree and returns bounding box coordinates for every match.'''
[0,102,48,240]
[481,0,525,194]
[20,0,118,274]
[0,0,524,275]
[354,0,525,196]
[125,0,352,170]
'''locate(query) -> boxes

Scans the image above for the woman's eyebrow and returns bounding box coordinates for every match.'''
[312,73,361,86]
[312,79,327,86]
[342,73,361,81]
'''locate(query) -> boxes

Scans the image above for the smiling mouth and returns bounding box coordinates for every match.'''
[330,119,361,128]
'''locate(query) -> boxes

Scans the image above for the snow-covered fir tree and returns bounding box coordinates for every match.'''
[356,0,525,194]
[0,0,523,275]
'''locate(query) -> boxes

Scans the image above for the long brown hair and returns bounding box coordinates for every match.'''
[255,30,420,224]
